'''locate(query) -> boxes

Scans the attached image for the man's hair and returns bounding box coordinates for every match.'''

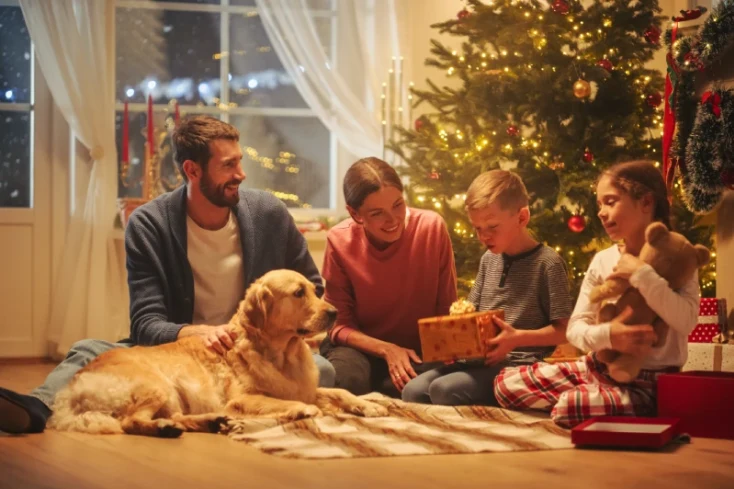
[172,115,240,181]
[465,169,529,212]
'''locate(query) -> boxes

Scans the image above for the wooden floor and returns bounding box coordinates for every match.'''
[1,363,733,489]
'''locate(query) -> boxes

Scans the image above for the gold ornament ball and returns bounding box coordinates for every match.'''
[573,79,591,99]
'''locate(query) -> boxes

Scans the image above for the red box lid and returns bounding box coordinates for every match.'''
[571,416,681,449]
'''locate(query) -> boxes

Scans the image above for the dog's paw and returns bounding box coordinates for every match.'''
[349,402,388,418]
[207,415,231,434]
[156,419,185,438]
[281,404,322,421]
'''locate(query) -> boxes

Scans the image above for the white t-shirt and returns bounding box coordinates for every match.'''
[566,245,700,369]
[187,211,245,325]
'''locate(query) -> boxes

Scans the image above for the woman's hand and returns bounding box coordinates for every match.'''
[608,253,646,281]
[381,343,422,391]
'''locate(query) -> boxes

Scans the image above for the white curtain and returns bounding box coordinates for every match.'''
[255,0,411,159]
[20,0,126,356]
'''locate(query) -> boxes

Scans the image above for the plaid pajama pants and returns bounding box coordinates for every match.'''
[494,353,669,428]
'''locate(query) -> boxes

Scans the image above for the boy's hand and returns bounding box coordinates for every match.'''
[484,316,520,365]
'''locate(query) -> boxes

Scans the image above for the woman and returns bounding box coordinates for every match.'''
[320,157,457,397]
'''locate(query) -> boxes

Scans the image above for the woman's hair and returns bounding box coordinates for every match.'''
[343,157,404,210]
[599,160,671,228]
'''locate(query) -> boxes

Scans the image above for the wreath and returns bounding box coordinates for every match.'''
[663,1,734,213]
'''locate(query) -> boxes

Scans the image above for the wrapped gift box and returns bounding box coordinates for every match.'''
[657,371,734,440]
[683,342,734,372]
[418,310,502,363]
[688,298,727,343]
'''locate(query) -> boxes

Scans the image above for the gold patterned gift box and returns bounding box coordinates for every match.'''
[418,310,502,363]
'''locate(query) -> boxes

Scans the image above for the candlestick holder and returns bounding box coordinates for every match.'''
[117,114,183,227]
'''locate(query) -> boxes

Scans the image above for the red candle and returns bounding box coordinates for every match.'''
[147,94,155,156]
[174,101,180,126]
[122,101,129,162]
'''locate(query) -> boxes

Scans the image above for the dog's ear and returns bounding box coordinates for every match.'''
[244,283,273,329]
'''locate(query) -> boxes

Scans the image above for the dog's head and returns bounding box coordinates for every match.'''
[238,269,337,340]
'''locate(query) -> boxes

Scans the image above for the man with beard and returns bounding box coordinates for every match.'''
[0,116,335,434]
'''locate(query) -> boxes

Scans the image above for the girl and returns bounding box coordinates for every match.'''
[494,160,701,428]
[320,157,457,397]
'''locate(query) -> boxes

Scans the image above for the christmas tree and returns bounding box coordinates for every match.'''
[392,0,716,296]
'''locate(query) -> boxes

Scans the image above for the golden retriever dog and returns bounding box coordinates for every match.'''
[47,270,387,437]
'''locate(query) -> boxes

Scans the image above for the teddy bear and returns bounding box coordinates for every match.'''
[589,221,711,383]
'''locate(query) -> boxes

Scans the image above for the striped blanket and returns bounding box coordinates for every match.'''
[226,393,572,458]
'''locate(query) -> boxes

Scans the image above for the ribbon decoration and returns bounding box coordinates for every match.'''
[701,91,722,118]
[663,22,680,197]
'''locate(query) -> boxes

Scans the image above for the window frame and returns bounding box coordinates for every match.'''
[114,0,341,216]
[0,0,35,213]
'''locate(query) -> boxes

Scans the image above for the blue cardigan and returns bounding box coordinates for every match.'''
[123,185,323,346]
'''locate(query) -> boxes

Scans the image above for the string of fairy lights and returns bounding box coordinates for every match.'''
[405,0,718,294]
[424,5,664,171]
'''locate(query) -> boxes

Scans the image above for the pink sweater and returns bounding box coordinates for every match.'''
[323,208,457,353]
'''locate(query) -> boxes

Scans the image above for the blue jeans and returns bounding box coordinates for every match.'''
[31,339,335,408]
[401,361,509,406]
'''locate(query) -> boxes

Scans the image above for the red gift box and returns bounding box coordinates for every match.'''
[688,298,725,343]
[571,416,681,449]
[657,371,734,440]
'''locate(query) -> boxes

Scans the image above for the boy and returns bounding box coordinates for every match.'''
[402,170,574,406]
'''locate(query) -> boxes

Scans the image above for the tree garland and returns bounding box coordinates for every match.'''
[664,0,734,213]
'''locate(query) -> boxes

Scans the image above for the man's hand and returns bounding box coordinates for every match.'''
[484,315,521,365]
[609,307,657,355]
[380,343,422,392]
[178,324,238,355]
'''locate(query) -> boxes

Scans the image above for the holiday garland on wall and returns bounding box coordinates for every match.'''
[664,1,734,214]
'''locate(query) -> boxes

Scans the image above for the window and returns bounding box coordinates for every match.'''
[0,3,33,208]
[115,0,336,210]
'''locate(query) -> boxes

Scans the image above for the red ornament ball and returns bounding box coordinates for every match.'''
[583,149,594,163]
[506,125,520,137]
[457,9,470,20]
[568,215,586,233]
[551,0,570,15]
[429,170,441,180]
[414,117,425,131]
[644,26,661,45]
[597,59,613,72]
[646,92,663,108]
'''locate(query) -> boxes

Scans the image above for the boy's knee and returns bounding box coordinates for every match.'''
[313,354,336,388]
[428,378,463,406]
[401,377,430,404]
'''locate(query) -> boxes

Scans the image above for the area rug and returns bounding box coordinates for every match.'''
[226,393,572,459]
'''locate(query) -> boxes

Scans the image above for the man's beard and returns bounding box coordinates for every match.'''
[200,172,240,207]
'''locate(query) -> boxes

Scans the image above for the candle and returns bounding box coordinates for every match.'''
[147,94,155,157]
[122,101,129,162]
[381,82,387,158]
[397,57,403,128]
[408,81,414,126]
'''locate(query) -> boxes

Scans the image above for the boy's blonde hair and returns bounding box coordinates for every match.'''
[465,169,529,212]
